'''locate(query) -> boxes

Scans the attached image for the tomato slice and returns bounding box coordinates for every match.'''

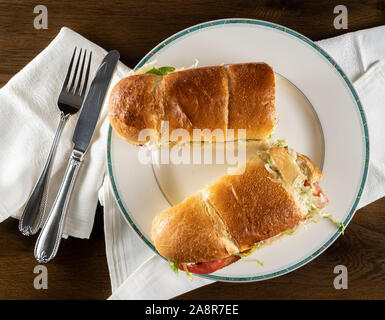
[312,182,322,197]
[180,256,241,274]
[304,181,329,208]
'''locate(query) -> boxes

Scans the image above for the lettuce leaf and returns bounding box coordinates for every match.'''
[256,259,264,266]
[168,260,180,275]
[146,66,175,76]
[237,242,261,258]
[322,214,346,234]
[274,139,288,147]
[182,263,194,281]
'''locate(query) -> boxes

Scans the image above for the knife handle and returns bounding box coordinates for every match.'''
[34,149,84,264]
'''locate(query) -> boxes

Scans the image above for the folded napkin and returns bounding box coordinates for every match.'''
[317,27,385,209]
[0,27,130,238]
[105,25,385,299]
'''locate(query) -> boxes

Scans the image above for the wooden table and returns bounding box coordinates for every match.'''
[0,0,384,300]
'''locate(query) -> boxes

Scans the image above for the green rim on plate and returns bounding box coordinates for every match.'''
[107,18,369,282]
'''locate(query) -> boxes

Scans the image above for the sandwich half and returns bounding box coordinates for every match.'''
[108,62,276,145]
[151,147,329,275]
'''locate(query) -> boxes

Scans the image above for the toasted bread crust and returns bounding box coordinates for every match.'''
[108,74,161,145]
[227,63,275,139]
[206,155,302,252]
[108,63,275,144]
[269,147,305,186]
[296,153,323,183]
[151,194,231,262]
[163,66,229,137]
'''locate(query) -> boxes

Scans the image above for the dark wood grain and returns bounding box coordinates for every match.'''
[0,0,384,300]
[0,206,111,299]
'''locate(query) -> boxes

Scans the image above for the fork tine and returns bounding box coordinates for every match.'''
[68,48,82,93]
[75,49,87,95]
[62,47,77,91]
[80,51,92,97]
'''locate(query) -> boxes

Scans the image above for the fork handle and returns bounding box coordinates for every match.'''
[34,149,84,263]
[19,112,68,236]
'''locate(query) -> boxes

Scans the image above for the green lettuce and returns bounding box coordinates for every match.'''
[256,259,264,266]
[323,214,346,234]
[274,139,288,147]
[146,66,175,76]
[168,260,180,275]
[182,263,194,281]
[237,242,261,258]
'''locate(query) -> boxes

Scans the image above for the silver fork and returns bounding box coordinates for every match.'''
[19,48,92,236]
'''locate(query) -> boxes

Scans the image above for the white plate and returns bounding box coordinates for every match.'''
[107,19,369,282]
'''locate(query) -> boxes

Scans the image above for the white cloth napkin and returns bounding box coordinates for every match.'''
[105,25,385,299]
[0,27,130,238]
[99,176,213,299]
[317,28,385,208]
[353,61,385,209]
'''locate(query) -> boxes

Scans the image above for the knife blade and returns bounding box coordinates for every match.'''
[72,49,120,153]
[34,50,120,264]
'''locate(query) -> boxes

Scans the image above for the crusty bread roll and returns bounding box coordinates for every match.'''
[108,63,275,145]
[151,147,327,264]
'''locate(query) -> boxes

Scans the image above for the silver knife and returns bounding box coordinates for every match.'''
[34,50,120,264]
